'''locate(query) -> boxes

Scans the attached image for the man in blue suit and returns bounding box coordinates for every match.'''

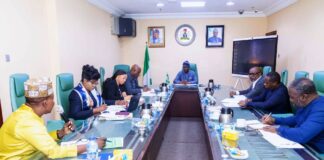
[208,28,222,43]
[230,67,265,99]
[125,64,150,95]
[173,61,198,84]
[262,78,324,153]
[239,72,292,114]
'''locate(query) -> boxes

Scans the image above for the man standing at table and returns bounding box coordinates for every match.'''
[125,64,150,95]
[0,78,105,159]
[262,78,324,153]
[230,66,265,98]
[173,60,198,85]
[238,72,291,114]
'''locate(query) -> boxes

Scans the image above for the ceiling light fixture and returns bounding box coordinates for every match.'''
[180,1,206,8]
[157,2,165,8]
[226,1,235,6]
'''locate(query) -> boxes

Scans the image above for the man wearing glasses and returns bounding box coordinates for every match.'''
[230,67,265,99]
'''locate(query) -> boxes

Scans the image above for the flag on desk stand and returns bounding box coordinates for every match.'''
[143,44,152,86]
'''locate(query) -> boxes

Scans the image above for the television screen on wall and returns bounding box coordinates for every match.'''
[232,35,278,76]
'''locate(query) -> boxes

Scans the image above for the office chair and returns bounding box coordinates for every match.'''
[9,73,29,111]
[313,71,324,96]
[295,71,309,80]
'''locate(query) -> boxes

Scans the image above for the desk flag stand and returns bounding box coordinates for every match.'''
[233,77,245,90]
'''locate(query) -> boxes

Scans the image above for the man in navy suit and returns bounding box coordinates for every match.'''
[230,67,265,99]
[239,72,292,114]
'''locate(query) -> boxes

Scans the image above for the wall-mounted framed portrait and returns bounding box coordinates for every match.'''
[206,25,224,48]
[148,26,165,48]
[175,24,196,46]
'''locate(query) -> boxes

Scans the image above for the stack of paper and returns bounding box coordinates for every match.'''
[141,90,156,97]
[98,112,133,121]
[105,105,126,113]
[221,95,246,108]
[100,105,132,120]
[259,130,304,148]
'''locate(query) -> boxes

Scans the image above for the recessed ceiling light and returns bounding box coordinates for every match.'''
[157,2,165,8]
[226,1,235,6]
[181,1,206,8]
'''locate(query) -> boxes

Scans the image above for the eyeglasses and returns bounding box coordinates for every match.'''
[88,80,99,86]
[248,72,260,76]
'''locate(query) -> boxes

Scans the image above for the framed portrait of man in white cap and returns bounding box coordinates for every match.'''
[148,26,165,48]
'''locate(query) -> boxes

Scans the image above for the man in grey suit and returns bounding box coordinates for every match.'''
[230,67,265,99]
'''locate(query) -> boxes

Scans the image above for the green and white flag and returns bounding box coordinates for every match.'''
[143,45,152,86]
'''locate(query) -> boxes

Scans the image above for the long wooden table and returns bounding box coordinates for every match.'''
[138,87,212,160]
[135,86,319,160]
[34,85,319,160]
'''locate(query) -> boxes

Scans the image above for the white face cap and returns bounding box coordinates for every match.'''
[24,77,53,98]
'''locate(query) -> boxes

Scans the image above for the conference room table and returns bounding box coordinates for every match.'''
[35,85,320,160]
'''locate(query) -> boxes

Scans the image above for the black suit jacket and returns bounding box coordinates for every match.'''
[102,79,126,102]
[239,76,265,98]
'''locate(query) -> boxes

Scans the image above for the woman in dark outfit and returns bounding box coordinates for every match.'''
[102,70,132,106]
[69,64,107,120]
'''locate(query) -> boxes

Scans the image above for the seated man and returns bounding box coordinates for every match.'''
[230,67,265,99]
[125,64,150,95]
[262,78,324,153]
[239,72,291,114]
[173,60,198,84]
[0,78,105,159]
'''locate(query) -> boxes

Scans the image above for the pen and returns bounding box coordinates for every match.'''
[265,112,272,121]
[96,137,112,142]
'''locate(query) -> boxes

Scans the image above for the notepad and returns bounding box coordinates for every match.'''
[105,137,124,149]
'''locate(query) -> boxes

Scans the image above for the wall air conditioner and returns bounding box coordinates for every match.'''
[111,15,119,35]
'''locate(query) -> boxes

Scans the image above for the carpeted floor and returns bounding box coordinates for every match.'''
[156,117,210,160]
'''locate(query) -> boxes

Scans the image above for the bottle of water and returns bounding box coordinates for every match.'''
[87,137,98,160]
[165,73,170,85]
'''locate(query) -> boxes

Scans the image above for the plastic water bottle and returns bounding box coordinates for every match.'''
[87,137,98,160]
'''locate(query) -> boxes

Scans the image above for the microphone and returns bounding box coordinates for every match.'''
[60,113,75,132]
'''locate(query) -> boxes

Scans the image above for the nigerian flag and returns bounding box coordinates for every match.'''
[143,45,152,86]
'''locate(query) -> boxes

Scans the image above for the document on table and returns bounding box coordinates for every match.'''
[141,91,156,97]
[245,120,269,129]
[221,95,246,107]
[99,112,133,121]
[259,130,304,149]
[105,137,124,149]
[222,102,240,108]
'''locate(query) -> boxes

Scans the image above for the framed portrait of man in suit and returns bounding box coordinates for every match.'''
[148,26,165,48]
[206,25,224,48]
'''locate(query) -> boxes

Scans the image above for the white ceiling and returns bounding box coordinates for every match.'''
[88,0,298,19]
